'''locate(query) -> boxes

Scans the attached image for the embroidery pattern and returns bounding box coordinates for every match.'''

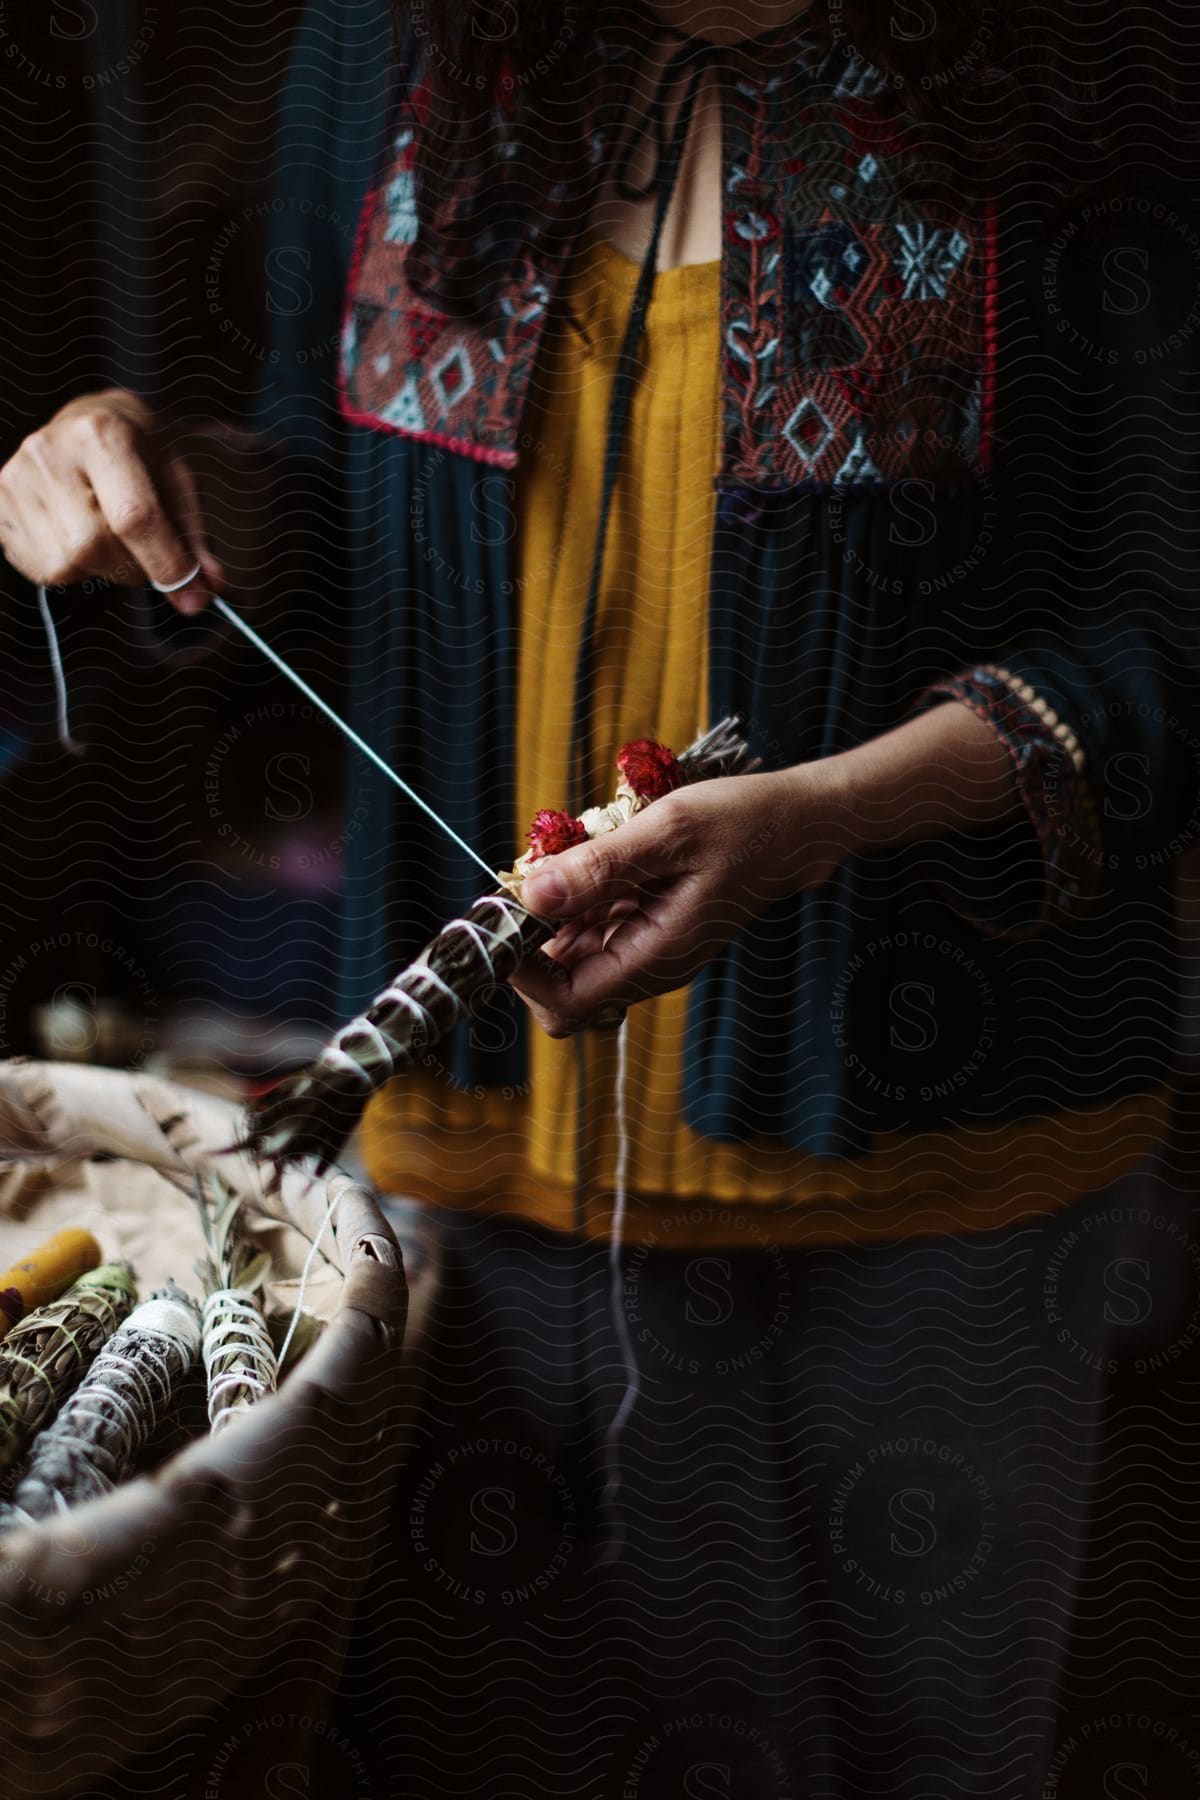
[919,666,1100,937]
[340,37,997,493]
[339,107,565,467]
[719,52,995,491]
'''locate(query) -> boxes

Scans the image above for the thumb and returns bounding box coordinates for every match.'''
[521,817,671,921]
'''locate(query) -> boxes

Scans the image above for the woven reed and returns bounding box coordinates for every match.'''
[0,1059,427,1800]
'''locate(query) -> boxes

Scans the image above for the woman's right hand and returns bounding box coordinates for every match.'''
[0,389,224,614]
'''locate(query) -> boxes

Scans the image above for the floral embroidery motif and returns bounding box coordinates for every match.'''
[340,36,996,491]
[381,162,418,247]
[719,53,993,491]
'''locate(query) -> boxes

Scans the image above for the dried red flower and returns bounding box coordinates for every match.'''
[526,808,588,861]
[617,739,684,801]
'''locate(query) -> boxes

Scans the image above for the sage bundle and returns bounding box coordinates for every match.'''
[195,1177,278,1436]
[0,1262,137,1471]
[243,717,755,1171]
[12,1281,201,1521]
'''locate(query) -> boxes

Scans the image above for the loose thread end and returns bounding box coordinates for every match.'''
[36,586,87,756]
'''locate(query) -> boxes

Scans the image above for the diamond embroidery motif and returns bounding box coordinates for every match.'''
[787,223,868,310]
[893,223,970,302]
[430,343,474,414]
[340,42,991,486]
[783,395,835,469]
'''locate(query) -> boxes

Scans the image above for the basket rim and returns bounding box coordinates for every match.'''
[0,1058,408,1567]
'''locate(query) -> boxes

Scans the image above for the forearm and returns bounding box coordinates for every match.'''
[775,701,1021,882]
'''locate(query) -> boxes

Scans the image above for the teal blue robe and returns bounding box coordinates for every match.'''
[257,1,1198,1161]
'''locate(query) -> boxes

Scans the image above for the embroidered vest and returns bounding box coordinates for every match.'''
[339,32,996,495]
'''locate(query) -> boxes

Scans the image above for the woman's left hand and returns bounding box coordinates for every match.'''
[510,767,852,1037]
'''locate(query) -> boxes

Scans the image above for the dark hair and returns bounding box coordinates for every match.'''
[402,1,1187,317]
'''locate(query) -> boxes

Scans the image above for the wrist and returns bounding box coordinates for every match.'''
[766,756,863,895]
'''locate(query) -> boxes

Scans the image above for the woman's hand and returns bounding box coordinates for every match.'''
[0,389,223,613]
[510,766,853,1037]
[509,703,1021,1038]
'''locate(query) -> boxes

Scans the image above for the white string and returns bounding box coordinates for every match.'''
[440,901,532,971]
[209,594,499,883]
[322,1014,397,1082]
[14,1292,200,1511]
[602,1016,640,1519]
[441,915,501,964]
[276,1184,344,1371]
[410,959,467,1013]
[37,572,500,883]
[322,984,438,1078]
[320,902,529,1079]
[36,586,85,755]
[377,983,440,1034]
[317,1048,376,1083]
[201,1287,278,1435]
[48,1344,171,1480]
[474,894,531,935]
[347,1014,396,1071]
[151,563,202,594]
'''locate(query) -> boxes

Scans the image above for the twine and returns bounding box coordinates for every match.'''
[276,1186,344,1372]
[0,1349,59,1417]
[37,572,753,1524]
[601,1017,640,1538]
[37,571,499,883]
[201,1287,278,1436]
[0,1309,105,1412]
[319,893,531,1081]
[36,586,85,756]
[0,1274,136,1464]
[69,1342,173,1466]
[15,1293,199,1515]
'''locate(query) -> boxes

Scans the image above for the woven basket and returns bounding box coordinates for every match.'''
[0,1058,429,1800]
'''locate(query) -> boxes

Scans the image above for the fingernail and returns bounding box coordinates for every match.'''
[525,870,567,913]
[174,588,209,615]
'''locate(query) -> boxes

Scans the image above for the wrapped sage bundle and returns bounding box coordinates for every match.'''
[12,1281,201,1521]
[195,1176,278,1437]
[243,717,755,1171]
[0,1262,137,1472]
[0,1227,101,1342]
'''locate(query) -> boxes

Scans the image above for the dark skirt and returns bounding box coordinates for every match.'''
[328,1143,1200,1800]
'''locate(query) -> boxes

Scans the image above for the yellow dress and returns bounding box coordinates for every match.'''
[360,232,1168,1246]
